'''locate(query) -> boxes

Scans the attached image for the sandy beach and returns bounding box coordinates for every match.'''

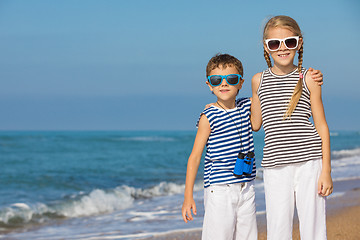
[142,178,360,240]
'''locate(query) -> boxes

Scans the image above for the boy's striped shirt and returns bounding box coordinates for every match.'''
[198,98,256,188]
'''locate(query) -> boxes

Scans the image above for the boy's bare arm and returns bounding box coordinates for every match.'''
[182,115,210,223]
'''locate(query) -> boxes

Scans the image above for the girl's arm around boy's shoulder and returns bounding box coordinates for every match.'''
[305,73,333,197]
[250,72,263,131]
[308,67,324,86]
[182,114,210,223]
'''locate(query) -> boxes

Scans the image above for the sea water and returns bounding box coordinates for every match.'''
[0,130,359,239]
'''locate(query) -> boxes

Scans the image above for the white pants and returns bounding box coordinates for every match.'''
[202,182,257,240]
[263,160,326,240]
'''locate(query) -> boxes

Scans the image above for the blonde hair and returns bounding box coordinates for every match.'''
[263,15,303,119]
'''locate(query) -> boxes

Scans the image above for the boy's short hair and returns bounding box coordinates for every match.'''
[206,53,243,77]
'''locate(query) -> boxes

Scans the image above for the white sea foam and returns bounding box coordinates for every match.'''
[332,154,360,166]
[0,181,203,226]
[0,203,33,224]
[127,209,170,222]
[256,210,266,215]
[11,203,31,209]
[60,181,190,218]
[332,176,360,182]
[332,147,360,159]
[330,150,360,181]
[59,188,134,217]
[327,191,346,199]
[113,136,176,142]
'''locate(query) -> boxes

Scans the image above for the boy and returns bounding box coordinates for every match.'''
[181,53,257,240]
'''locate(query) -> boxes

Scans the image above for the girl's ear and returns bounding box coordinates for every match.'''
[298,37,303,50]
[263,42,270,54]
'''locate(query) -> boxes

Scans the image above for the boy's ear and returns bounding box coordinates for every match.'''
[238,78,245,89]
[206,81,213,91]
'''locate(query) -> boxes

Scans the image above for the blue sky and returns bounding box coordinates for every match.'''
[0,0,359,131]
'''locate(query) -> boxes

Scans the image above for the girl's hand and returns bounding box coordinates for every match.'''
[205,103,215,109]
[308,67,323,86]
[182,197,197,223]
[318,171,333,196]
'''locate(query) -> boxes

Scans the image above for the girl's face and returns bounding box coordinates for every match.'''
[264,27,303,69]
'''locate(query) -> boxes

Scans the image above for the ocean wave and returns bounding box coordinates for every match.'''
[111,136,176,142]
[332,176,360,182]
[332,155,360,167]
[332,147,360,159]
[331,151,360,181]
[0,181,202,229]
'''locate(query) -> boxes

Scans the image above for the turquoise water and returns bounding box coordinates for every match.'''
[0,130,359,239]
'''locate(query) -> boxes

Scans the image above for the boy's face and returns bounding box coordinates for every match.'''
[206,65,244,103]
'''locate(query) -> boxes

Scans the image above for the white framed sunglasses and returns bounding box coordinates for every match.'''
[264,36,300,51]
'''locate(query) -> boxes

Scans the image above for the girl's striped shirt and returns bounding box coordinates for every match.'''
[198,97,256,188]
[257,68,323,168]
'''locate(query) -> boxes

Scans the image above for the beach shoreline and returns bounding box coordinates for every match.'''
[142,178,360,240]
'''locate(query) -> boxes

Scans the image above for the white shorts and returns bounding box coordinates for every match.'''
[202,181,257,240]
[263,159,326,240]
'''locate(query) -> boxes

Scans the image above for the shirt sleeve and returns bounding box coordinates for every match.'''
[196,112,204,128]
[196,108,213,130]
[236,97,251,108]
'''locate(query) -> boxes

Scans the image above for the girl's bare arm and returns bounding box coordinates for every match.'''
[306,73,333,196]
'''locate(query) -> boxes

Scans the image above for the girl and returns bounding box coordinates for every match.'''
[251,15,332,239]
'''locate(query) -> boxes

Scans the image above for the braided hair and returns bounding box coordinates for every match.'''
[262,15,303,119]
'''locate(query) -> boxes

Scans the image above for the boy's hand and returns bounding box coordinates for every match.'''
[318,171,333,196]
[308,68,323,86]
[182,198,197,223]
[205,103,215,109]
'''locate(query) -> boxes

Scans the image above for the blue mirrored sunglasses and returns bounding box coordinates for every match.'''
[207,74,242,87]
